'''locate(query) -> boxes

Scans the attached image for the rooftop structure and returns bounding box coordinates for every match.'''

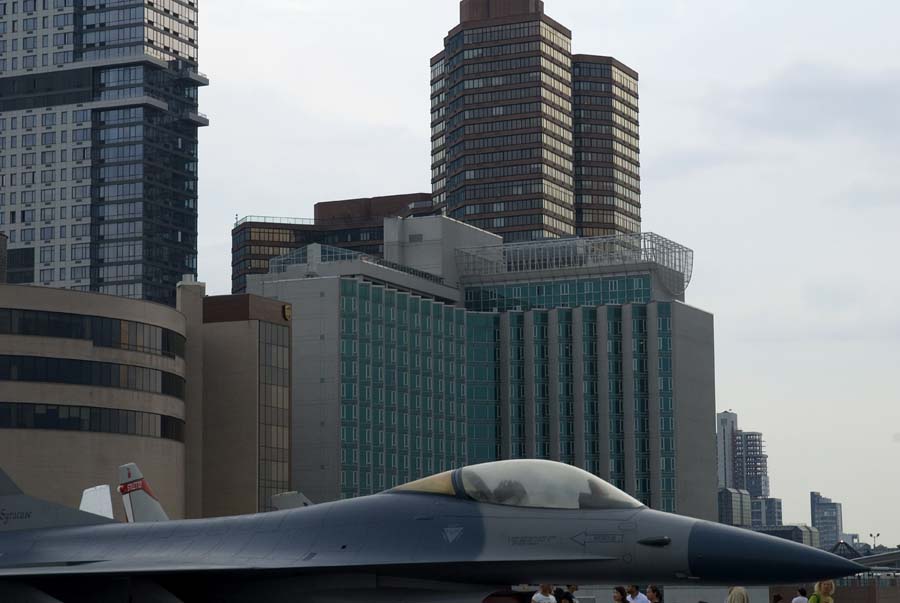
[231,194,434,293]
[455,232,692,296]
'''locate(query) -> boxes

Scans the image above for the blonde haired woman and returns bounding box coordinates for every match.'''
[727,587,751,603]
[809,581,836,603]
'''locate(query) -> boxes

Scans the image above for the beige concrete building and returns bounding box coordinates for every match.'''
[0,284,188,521]
[0,281,292,521]
[200,293,292,517]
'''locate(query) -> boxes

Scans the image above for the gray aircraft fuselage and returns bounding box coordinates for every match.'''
[0,488,863,603]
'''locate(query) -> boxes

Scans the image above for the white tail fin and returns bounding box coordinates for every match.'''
[117,463,169,523]
[271,491,315,510]
[79,485,114,519]
[0,468,114,532]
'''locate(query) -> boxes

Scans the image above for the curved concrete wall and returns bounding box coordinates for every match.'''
[0,285,187,521]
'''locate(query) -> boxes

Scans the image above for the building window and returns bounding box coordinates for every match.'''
[0,402,184,442]
[0,355,185,400]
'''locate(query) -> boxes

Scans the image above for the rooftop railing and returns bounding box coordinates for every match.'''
[455,232,694,295]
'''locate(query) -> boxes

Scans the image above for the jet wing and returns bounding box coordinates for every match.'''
[0,557,619,580]
[0,560,240,578]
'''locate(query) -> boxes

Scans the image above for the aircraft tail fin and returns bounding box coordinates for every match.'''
[0,468,23,496]
[118,463,169,523]
[79,485,115,520]
[0,468,115,532]
[272,491,315,510]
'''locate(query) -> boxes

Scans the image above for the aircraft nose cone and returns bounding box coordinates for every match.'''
[688,521,865,585]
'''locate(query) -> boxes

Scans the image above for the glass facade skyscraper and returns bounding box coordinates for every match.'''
[0,0,207,306]
[249,221,717,520]
[430,0,640,242]
[810,491,844,550]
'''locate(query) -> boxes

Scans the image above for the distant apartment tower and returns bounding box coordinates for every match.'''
[231,194,432,294]
[716,411,770,497]
[752,496,784,529]
[734,430,770,497]
[430,0,640,242]
[811,491,844,550]
[0,0,208,306]
[757,525,821,548]
[717,410,738,488]
[718,488,752,528]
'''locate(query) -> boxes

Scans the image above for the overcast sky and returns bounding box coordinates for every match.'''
[198,1,900,544]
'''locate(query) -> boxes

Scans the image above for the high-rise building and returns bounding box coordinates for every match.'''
[718,488,752,528]
[717,410,738,489]
[231,194,432,294]
[811,491,844,550]
[757,525,821,548]
[249,215,716,519]
[716,411,770,497]
[0,0,207,306]
[734,430,770,497]
[572,56,641,236]
[751,496,783,529]
[430,0,640,242]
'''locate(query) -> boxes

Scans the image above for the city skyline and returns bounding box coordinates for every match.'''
[194,0,899,543]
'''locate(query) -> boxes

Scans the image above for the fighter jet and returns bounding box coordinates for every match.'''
[0,459,864,603]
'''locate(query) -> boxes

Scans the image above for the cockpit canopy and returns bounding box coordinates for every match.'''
[390,459,643,510]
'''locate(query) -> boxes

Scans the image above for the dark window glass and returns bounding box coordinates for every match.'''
[0,308,185,358]
[0,402,184,443]
[0,355,185,400]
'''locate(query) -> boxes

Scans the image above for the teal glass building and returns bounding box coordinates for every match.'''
[250,223,716,520]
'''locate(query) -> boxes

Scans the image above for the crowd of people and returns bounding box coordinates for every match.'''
[530,583,664,603]
[528,580,837,603]
[774,581,836,603]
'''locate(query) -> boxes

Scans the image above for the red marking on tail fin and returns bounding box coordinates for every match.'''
[117,479,158,501]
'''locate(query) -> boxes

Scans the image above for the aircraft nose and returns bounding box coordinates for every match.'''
[688,521,866,584]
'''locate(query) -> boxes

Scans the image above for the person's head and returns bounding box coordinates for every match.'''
[567,586,579,594]
[774,595,784,603]
[815,581,836,598]
[798,589,808,598]
[627,585,641,597]
[648,585,663,603]
[726,586,750,603]
[540,584,553,596]
[614,587,628,602]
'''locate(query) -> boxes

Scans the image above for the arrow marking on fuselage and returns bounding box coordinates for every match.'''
[443,526,464,543]
[571,532,623,546]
